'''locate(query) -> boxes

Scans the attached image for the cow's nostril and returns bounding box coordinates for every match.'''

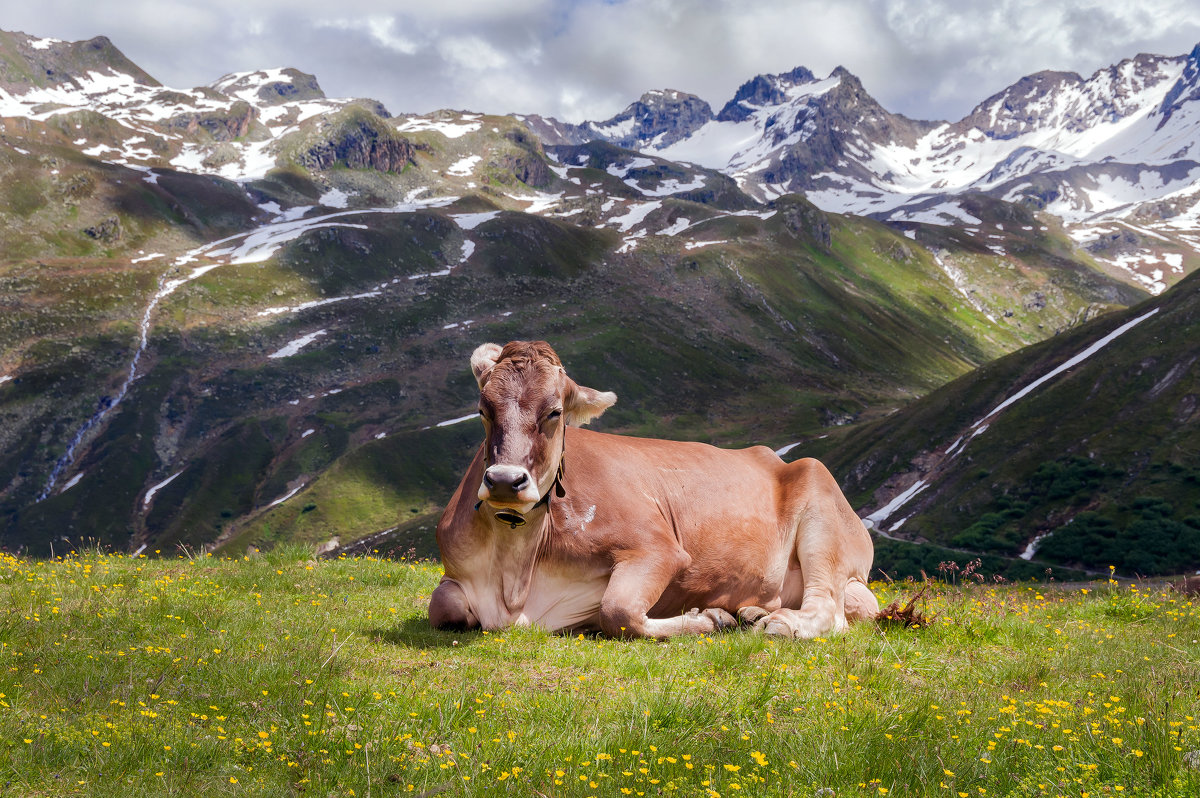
[483,465,531,497]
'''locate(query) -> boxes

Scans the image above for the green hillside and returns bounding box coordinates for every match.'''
[0,111,1148,557]
[799,269,1200,576]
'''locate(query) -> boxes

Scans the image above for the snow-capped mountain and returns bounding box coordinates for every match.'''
[532,46,1200,294]
[0,29,391,184]
[519,89,713,150]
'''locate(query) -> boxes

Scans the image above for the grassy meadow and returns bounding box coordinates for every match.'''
[1,547,1198,797]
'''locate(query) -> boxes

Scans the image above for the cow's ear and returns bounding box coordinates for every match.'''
[564,378,616,426]
[470,343,503,389]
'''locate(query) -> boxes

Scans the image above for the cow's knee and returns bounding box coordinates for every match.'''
[599,603,643,639]
[429,579,478,631]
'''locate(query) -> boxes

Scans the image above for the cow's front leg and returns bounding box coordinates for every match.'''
[429,578,479,631]
[599,553,735,639]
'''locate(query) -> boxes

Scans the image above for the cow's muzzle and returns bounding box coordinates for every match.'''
[478,464,539,507]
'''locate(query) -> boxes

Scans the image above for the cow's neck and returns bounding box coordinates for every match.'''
[486,505,553,614]
[476,432,567,618]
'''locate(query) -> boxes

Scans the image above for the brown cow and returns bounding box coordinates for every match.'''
[429,340,878,639]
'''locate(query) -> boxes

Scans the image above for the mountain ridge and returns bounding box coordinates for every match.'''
[524,46,1200,296]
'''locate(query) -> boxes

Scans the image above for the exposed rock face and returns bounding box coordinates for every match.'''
[777,196,832,249]
[748,67,937,193]
[1159,43,1200,126]
[83,216,122,242]
[519,89,713,150]
[500,128,552,187]
[166,100,257,142]
[716,66,816,122]
[599,90,714,149]
[953,54,1184,139]
[298,110,415,173]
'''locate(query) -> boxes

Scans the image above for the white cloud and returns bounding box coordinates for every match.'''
[316,16,421,55]
[437,35,512,71]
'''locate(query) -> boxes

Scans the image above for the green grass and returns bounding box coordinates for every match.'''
[2,548,1198,796]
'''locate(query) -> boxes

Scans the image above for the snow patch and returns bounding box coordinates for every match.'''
[268,329,328,359]
[395,114,481,139]
[436,413,480,428]
[319,187,350,208]
[451,211,499,230]
[974,307,1160,425]
[608,200,661,232]
[657,217,692,236]
[143,471,183,508]
[447,155,482,176]
[1020,532,1052,561]
[267,484,306,508]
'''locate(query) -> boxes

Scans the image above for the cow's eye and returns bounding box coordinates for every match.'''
[546,409,562,422]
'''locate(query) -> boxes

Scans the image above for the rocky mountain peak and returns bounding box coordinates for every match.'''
[611,89,713,147]
[954,70,1087,139]
[716,65,818,122]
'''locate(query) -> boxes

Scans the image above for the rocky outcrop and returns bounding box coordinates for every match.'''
[297,109,415,173]
[499,127,552,187]
[83,215,122,242]
[777,196,832,249]
[166,100,257,142]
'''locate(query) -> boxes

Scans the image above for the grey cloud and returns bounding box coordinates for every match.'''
[4,0,1200,124]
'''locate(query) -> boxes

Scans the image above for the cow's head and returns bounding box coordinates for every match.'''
[471,341,616,516]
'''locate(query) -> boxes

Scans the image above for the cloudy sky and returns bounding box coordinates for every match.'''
[8,0,1200,123]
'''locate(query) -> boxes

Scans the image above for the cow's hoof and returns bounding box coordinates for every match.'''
[761,617,797,638]
[736,606,770,627]
[702,608,738,631]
